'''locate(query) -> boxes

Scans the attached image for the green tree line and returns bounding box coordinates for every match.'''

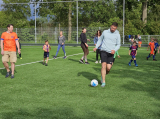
[0,0,160,36]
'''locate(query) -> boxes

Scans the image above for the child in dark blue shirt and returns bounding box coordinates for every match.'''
[128,41,138,67]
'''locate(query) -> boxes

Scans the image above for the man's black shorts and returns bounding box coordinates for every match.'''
[101,51,114,64]
[44,52,49,58]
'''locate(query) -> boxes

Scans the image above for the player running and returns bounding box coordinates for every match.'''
[79,28,90,64]
[128,41,138,67]
[93,22,121,87]
[53,31,66,59]
[146,38,156,61]
[43,40,51,66]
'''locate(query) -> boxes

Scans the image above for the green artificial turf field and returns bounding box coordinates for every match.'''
[0,46,160,119]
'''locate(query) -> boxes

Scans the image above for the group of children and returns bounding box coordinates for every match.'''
[128,37,160,67]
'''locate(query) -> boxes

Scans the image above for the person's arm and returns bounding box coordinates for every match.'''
[129,47,131,55]
[94,37,97,45]
[43,45,47,52]
[62,36,65,45]
[114,34,121,52]
[147,43,150,50]
[1,40,4,55]
[16,40,20,54]
[96,32,103,49]
[135,50,137,56]
[49,44,51,50]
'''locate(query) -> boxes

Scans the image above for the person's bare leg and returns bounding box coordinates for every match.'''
[106,64,112,74]
[11,62,15,75]
[101,62,107,83]
[46,57,49,64]
[3,62,10,72]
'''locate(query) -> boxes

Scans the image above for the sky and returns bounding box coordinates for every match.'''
[0,0,39,20]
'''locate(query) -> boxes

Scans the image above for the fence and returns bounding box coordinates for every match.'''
[0,27,160,44]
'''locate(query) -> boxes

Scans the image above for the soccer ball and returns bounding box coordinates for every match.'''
[91,79,98,87]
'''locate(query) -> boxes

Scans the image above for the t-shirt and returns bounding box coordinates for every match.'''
[1,32,18,51]
[154,42,159,49]
[149,42,154,51]
[130,46,137,56]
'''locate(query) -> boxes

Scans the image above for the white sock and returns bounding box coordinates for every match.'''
[85,56,87,62]
[81,56,84,60]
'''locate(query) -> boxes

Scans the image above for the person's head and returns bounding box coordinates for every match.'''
[110,22,118,33]
[45,40,48,45]
[151,37,154,42]
[7,24,13,33]
[82,28,86,33]
[96,30,102,37]
[60,31,63,36]
[133,41,137,46]
[154,39,158,43]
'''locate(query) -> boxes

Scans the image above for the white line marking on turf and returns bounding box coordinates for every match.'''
[0,52,93,70]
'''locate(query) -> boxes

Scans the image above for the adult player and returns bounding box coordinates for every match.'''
[1,24,20,78]
[53,31,66,59]
[79,28,90,64]
[93,22,121,87]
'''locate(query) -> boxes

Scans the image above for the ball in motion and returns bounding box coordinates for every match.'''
[91,79,98,87]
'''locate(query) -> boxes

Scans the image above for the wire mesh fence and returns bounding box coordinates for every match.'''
[0,27,160,44]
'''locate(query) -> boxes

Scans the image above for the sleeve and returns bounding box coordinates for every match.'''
[63,36,65,43]
[114,34,121,52]
[15,33,18,40]
[96,32,104,49]
[149,42,151,46]
[129,46,132,50]
[1,33,4,40]
[116,51,119,55]
[94,37,96,44]
[81,33,87,44]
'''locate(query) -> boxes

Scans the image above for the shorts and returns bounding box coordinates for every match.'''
[2,51,17,63]
[113,58,115,63]
[138,41,142,44]
[131,55,136,59]
[150,50,154,55]
[44,52,49,58]
[101,51,114,64]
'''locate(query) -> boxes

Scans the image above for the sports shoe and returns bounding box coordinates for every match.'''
[135,64,138,67]
[153,59,157,61]
[146,57,148,60]
[63,56,67,59]
[20,57,22,59]
[128,63,131,66]
[45,63,48,66]
[43,62,45,65]
[79,59,84,64]
[85,62,90,64]
[95,61,98,64]
[101,83,106,87]
[99,60,101,63]
[5,71,11,78]
[11,74,14,79]
[53,56,57,59]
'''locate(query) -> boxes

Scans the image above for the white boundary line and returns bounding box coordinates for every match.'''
[0,52,93,70]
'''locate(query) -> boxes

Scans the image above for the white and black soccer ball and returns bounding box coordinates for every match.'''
[91,79,98,87]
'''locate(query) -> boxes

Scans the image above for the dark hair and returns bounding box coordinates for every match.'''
[133,41,137,44]
[7,24,13,28]
[96,30,102,36]
[82,28,86,32]
[112,22,118,27]
[154,39,158,42]
[45,40,48,42]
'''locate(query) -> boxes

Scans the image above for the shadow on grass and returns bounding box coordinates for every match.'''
[1,107,113,119]
[77,71,101,84]
[0,69,17,76]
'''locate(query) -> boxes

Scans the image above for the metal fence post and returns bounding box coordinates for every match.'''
[16,28,17,34]
[148,35,150,44]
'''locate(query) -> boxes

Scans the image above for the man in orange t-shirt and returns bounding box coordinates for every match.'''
[1,24,20,78]
[146,38,156,61]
